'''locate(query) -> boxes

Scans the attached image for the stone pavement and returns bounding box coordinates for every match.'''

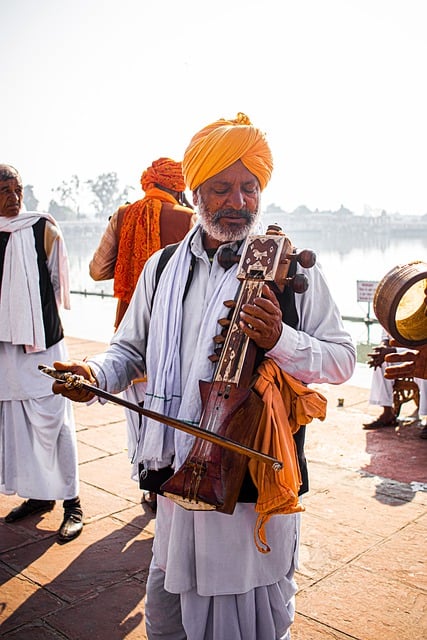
[0,336,426,639]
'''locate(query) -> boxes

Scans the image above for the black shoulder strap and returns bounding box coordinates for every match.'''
[152,242,196,306]
[155,243,180,288]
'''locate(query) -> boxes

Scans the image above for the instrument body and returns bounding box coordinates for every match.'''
[161,230,315,514]
[374,260,427,347]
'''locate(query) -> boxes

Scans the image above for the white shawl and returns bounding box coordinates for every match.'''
[0,211,70,353]
[139,226,242,470]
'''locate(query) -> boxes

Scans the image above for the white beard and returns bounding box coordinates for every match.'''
[197,201,261,243]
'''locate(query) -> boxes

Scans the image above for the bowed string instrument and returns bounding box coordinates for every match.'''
[40,225,315,515]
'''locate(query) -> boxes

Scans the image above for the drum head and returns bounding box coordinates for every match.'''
[373,261,427,347]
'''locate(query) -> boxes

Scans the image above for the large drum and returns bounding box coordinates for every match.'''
[373,260,427,347]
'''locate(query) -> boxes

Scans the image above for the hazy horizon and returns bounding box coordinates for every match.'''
[2,0,426,217]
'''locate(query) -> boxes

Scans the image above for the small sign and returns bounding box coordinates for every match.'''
[357,280,379,302]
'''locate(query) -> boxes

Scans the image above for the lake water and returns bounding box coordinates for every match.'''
[59,219,427,385]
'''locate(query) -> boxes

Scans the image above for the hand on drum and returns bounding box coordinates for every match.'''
[366,344,396,369]
[384,341,427,380]
[51,360,97,402]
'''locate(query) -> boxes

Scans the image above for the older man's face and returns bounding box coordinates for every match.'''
[0,176,23,218]
[194,160,261,247]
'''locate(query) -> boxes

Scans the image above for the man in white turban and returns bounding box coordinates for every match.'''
[52,114,356,638]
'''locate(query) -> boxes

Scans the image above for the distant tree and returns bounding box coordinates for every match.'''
[87,172,133,219]
[23,185,39,211]
[293,205,313,215]
[265,202,286,214]
[335,205,353,217]
[52,174,84,218]
[48,199,76,221]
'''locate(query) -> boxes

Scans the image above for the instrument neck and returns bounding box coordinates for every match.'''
[214,277,264,388]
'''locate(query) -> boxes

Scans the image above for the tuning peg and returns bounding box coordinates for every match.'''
[213,335,226,345]
[218,318,231,327]
[208,354,220,363]
[223,300,236,308]
[266,223,285,235]
[295,249,316,268]
[285,273,309,294]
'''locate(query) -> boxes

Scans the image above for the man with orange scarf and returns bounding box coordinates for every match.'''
[90,157,195,329]
[52,113,355,639]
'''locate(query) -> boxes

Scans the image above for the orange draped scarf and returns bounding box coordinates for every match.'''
[249,359,327,553]
[114,188,179,304]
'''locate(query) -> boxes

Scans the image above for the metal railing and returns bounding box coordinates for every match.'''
[70,289,113,298]
[70,289,379,325]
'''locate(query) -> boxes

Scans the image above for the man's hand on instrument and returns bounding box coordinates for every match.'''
[384,341,427,380]
[51,360,97,402]
[239,284,283,350]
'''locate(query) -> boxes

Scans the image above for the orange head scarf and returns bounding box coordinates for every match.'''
[182,112,273,191]
[141,157,186,192]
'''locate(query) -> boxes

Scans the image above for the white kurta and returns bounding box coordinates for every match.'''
[124,380,147,480]
[0,216,78,500]
[89,226,356,600]
[0,339,78,499]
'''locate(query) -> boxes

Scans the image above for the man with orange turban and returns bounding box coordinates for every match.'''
[52,113,356,639]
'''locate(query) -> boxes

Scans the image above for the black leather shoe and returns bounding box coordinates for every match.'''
[362,417,398,430]
[58,512,83,543]
[5,499,56,523]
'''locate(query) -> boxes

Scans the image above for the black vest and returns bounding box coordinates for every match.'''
[0,217,64,349]
[140,243,310,498]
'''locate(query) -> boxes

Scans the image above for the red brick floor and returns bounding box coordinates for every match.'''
[0,337,426,639]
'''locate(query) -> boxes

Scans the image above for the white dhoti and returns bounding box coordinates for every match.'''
[368,363,394,406]
[415,378,427,416]
[369,364,427,418]
[0,338,79,500]
[144,495,299,640]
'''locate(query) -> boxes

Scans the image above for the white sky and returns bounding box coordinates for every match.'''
[1,0,426,215]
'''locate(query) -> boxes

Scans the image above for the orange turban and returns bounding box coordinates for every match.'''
[182,112,273,191]
[141,157,186,192]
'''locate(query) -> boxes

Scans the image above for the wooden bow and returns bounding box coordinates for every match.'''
[38,365,283,470]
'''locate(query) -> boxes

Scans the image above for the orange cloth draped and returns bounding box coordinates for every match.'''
[249,359,327,553]
[114,188,178,304]
[182,112,273,191]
